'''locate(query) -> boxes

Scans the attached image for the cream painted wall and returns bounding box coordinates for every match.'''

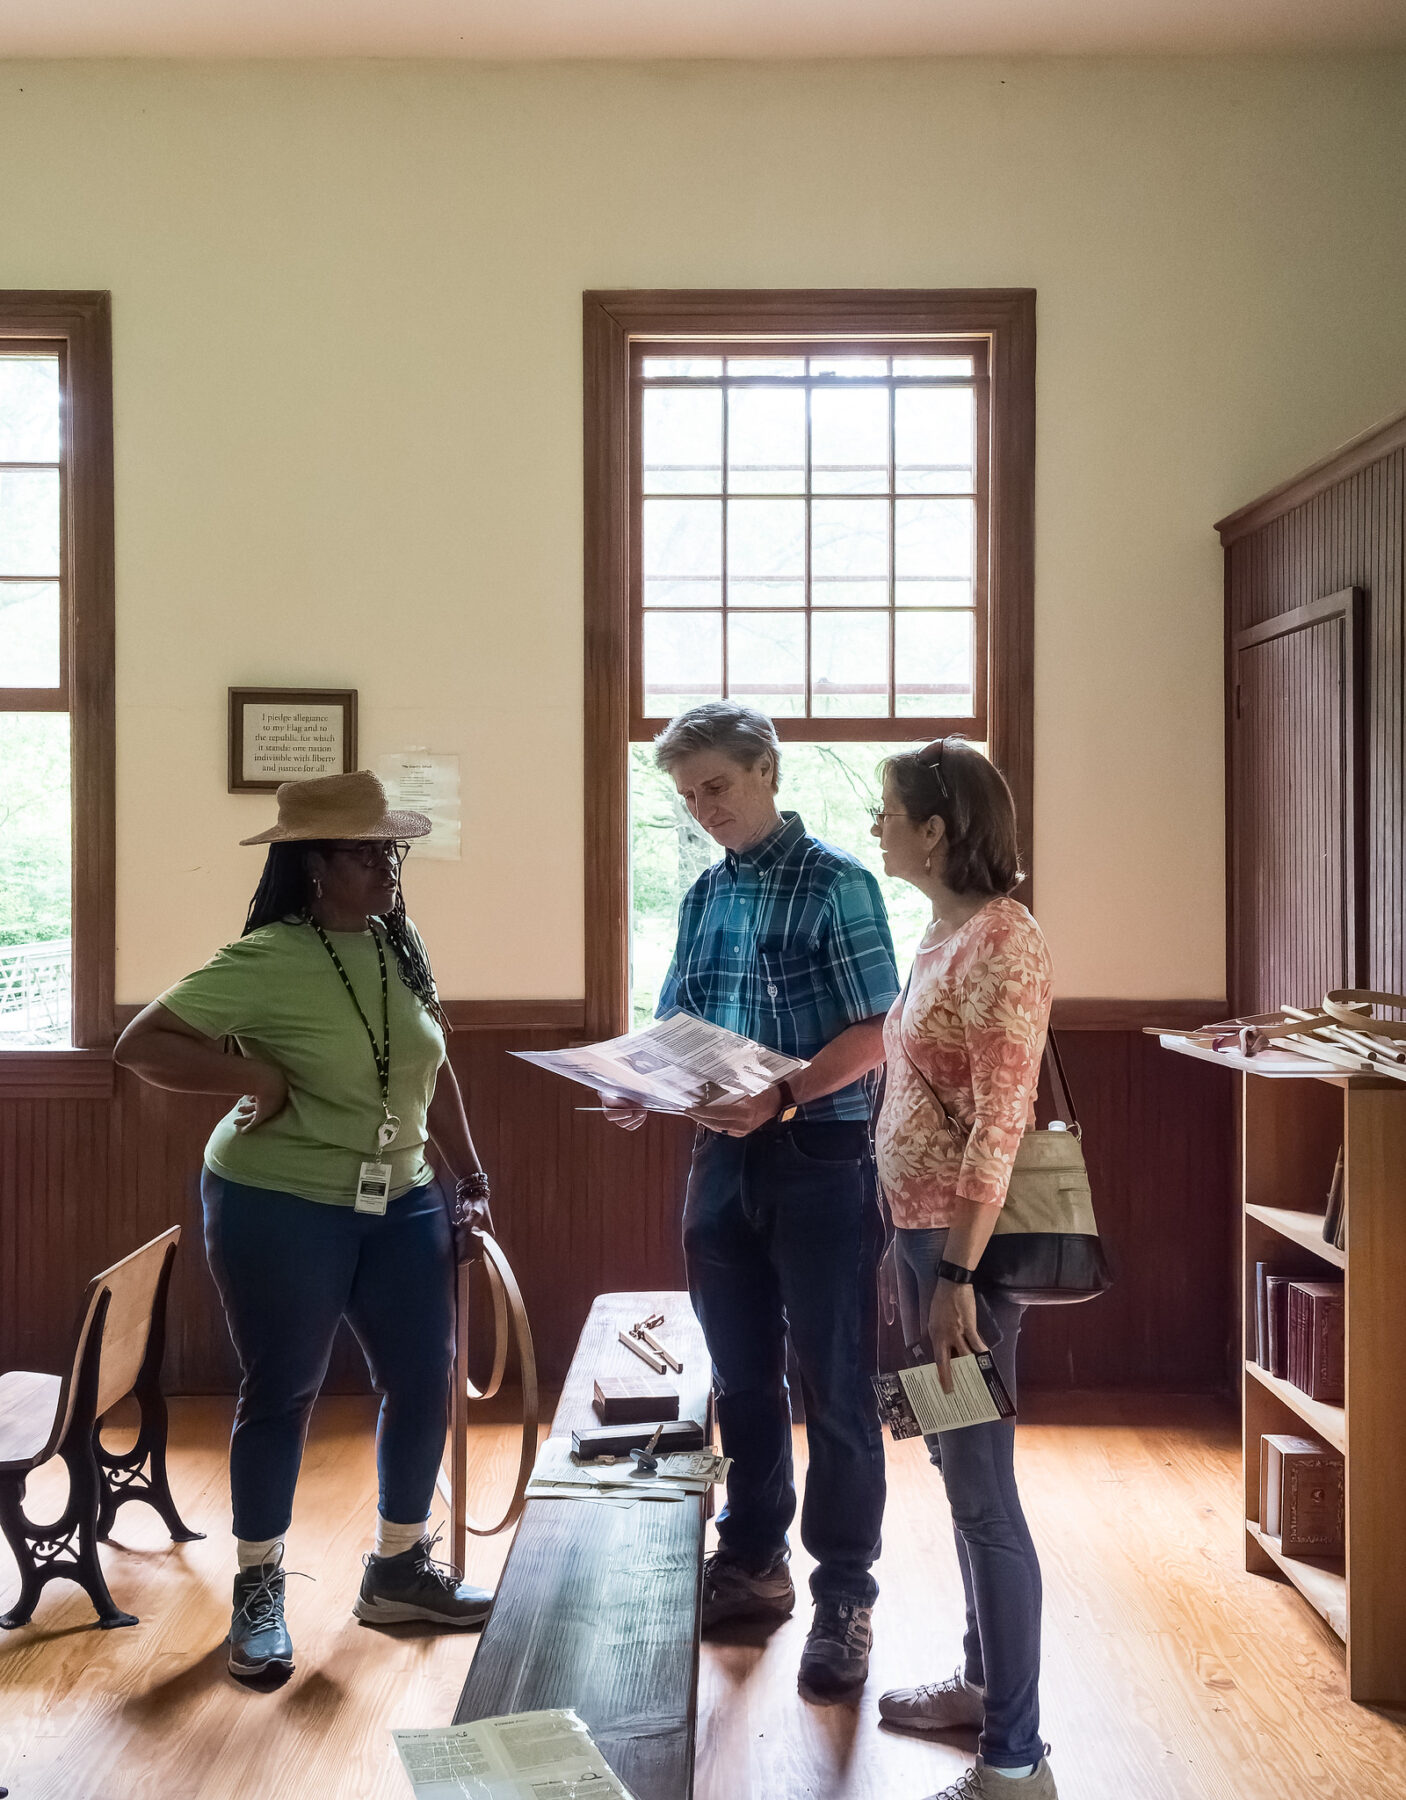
[2,56,1404,1002]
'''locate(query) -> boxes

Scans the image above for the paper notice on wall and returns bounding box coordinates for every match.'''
[379,752,461,861]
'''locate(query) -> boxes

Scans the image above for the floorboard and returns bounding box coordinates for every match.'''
[0,1394,1402,1800]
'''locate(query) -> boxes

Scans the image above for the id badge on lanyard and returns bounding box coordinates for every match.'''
[355,1112,400,1215]
[310,921,401,1216]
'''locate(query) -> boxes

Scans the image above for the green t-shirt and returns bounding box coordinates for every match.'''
[159,919,447,1207]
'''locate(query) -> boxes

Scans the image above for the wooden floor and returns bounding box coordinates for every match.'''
[2,1394,1403,1800]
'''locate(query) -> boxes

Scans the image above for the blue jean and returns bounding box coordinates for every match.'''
[895,1227,1044,1771]
[683,1121,886,1606]
[202,1171,456,1542]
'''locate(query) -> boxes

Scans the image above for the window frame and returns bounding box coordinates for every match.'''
[0,292,115,1088]
[585,289,1035,1038]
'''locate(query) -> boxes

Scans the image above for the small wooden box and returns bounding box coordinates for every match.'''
[593,1373,680,1425]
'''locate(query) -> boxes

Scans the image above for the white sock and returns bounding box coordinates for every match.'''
[964,1675,985,1696]
[982,1764,1037,1782]
[236,1535,284,1570]
[375,1513,430,1559]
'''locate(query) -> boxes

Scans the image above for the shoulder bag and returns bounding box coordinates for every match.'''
[891,1006,1114,1306]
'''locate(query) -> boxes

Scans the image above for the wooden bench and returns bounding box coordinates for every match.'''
[453,1290,712,1800]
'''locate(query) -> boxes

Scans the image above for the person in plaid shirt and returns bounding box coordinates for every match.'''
[607,701,899,1697]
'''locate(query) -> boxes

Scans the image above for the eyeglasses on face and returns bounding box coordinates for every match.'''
[328,840,411,868]
[867,806,911,826]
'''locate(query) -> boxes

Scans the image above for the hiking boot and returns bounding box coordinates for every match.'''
[797,1597,873,1696]
[228,1562,294,1678]
[352,1531,492,1628]
[881,1665,985,1732]
[922,1754,1058,1799]
[700,1548,795,1630]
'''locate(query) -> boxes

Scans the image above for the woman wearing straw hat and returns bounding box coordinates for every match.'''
[116,770,494,1681]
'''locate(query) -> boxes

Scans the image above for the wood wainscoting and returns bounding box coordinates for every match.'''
[0,1012,1232,1396]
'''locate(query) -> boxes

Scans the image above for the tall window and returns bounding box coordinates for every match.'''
[585,292,1034,1036]
[0,295,114,1068]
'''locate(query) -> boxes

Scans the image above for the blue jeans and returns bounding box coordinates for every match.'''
[895,1227,1044,1771]
[202,1171,456,1542]
[683,1121,886,1606]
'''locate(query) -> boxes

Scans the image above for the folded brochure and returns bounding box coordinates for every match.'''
[524,1433,730,1505]
[512,1010,806,1115]
[394,1708,636,1799]
[874,1353,1014,1438]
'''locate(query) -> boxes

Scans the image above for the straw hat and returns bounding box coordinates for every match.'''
[239,770,431,846]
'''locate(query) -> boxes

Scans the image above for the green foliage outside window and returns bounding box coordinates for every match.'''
[0,712,71,947]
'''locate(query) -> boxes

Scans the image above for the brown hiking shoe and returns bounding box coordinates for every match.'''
[700,1548,795,1629]
[922,1755,1058,1799]
[880,1666,985,1732]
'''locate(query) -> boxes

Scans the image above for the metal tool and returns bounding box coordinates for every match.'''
[632,1322,683,1373]
[631,1425,665,1475]
[618,1329,668,1373]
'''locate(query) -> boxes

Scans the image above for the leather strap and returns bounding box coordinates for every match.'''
[437,1229,540,1563]
[1323,989,1406,1040]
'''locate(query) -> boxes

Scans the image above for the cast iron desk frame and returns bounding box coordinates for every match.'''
[453,1291,712,1800]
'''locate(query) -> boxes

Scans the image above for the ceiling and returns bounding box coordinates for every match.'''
[2,0,1405,60]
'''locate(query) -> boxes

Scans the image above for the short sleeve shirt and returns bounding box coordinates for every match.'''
[656,812,900,1122]
[158,919,447,1206]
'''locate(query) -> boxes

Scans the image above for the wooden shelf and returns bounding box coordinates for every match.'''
[1246,1359,1346,1453]
[1157,1034,1337,1077]
[1246,1520,1347,1639]
[1245,1203,1347,1270]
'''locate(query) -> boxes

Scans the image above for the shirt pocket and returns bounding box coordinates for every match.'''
[755,939,820,1013]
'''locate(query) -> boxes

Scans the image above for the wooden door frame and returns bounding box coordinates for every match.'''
[583,288,1036,1039]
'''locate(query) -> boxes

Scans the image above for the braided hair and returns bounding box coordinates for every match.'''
[243,841,450,1033]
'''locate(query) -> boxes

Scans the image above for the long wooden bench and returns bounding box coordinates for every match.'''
[453,1290,712,1800]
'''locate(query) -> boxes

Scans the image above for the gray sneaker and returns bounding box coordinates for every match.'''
[700,1548,795,1629]
[923,1754,1058,1799]
[228,1562,294,1679]
[353,1532,493,1628]
[798,1597,873,1696]
[881,1666,985,1732]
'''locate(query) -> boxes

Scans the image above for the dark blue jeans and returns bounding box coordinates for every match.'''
[683,1121,886,1606]
[895,1226,1044,1770]
[202,1171,456,1543]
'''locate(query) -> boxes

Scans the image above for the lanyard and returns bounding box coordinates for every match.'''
[310,920,399,1151]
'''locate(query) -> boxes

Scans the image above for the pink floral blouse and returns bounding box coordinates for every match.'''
[875,896,1053,1229]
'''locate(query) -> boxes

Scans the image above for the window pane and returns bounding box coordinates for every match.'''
[643,388,722,495]
[811,612,888,716]
[0,711,71,1048]
[0,357,60,462]
[727,498,804,608]
[643,611,721,713]
[726,357,806,378]
[809,358,887,378]
[891,356,974,378]
[728,388,805,495]
[0,582,60,686]
[896,388,975,494]
[896,612,974,716]
[811,388,890,495]
[0,469,61,577]
[895,498,975,602]
[727,613,805,716]
[643,498,721,608]
[641,358,722,378]
[812,498,888,606]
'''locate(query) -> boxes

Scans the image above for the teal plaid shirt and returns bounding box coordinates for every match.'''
[657,812,900,1122]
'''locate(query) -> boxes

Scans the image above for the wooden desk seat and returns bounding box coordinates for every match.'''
[454,1291,712,1800]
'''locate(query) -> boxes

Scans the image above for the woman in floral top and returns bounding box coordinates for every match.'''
[871,738,1059,1800]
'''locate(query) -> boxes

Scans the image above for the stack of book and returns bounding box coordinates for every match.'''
[1259,1433,1345,1557]
[1253,1268,1344,1402]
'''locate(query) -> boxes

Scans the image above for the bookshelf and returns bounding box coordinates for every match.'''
[1161,1038,1406,1707]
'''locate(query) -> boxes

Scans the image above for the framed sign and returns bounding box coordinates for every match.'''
[228,687,359,793]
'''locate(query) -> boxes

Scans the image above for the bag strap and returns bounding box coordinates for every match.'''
[1042,1031,1081,1136]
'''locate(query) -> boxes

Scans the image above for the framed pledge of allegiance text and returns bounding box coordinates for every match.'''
[228,688,359,793]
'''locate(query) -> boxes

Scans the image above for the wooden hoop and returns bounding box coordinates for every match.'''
[437,1230,539,1569]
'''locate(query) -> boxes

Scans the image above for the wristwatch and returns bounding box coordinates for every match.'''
[937,1259,976,1286]
[773,1079,799,1124]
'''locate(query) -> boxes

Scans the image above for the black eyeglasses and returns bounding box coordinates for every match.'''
[329,841,410,868]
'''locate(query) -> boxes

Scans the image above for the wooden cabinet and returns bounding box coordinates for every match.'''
[1166,1037,1406,1706]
